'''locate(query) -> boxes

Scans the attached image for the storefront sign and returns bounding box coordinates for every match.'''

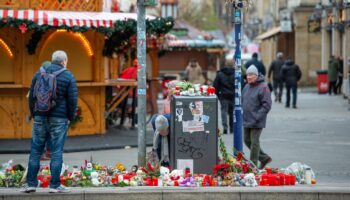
[308,19,321,33]
[281,20,292,32]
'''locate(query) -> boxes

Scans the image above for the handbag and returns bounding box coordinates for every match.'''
[147,132,160,166]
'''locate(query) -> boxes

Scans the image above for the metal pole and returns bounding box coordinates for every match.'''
[233,1,243,154]
[137,0,147,166]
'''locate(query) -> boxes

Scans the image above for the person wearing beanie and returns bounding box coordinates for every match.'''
[245,52,266,76]
[242,65,272,169]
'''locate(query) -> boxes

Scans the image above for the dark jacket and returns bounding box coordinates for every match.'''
[280,60,302,86]
[213,67,235,100]
[245,58,266,76]
[29,61,78,121]
[242,75,272,128]
[268,58,284,81]
[328,59,339,82]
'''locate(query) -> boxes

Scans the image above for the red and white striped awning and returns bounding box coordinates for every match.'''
[0,9,155,28]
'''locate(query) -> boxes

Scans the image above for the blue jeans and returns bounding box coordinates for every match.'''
[27,116,68,188]
[219,98,234,133]
[286,85,297,107]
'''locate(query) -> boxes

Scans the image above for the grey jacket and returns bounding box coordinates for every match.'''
[242,75,272,128]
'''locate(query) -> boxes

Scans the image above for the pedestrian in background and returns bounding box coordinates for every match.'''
[268,52,284,103]
[280,58,302,109]
[328,55,339,95]
[242,65,272,169]
[213,63,235,134]
[22,50,78,193]
[245,52,266,76]
[184,58,204,84]
[336,56,344,94]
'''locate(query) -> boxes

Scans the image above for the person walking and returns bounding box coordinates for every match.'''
[213,64,235,134]
[242,65,272,169]
[268,52,284,103]
[245,52,266,76]
[336,56,344,94]
[280,58,302,109]
[184,58,204,84]
[22,50,78,193]
[327,55,339,95]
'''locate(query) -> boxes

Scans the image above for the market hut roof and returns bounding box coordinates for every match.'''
[164,20,226,50]
[0,9,155,29]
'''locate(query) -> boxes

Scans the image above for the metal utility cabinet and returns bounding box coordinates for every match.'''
[170,95,218,174]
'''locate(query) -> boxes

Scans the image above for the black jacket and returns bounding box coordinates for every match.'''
[280,60,302,86]
[213,67,235,100]
[245,58,266,76]
[268,59,284,81]
[29,62,78,121]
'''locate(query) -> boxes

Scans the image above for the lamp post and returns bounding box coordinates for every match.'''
[225,0,254,154]
[137,0,147,167]
[232,1,243,155]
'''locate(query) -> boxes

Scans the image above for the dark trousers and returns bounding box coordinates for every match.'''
[286,85,297,107]
[336,76,343,94]
[219,98,234,133]
[328,81,337,95]
[273,79,283,102]
[244,128,270,166]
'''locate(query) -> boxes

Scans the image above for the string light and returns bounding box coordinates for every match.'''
[75,32,94,57]
[49,30,93,57]
[0,38,14,58]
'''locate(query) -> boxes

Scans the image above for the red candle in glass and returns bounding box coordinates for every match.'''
[266,167,272,174]
[41,178,49,188]
[290,175,296,185]
[174,180,179,186]
[152,178,158,186]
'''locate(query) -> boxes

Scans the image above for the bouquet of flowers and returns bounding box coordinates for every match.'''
[70,107,83,128]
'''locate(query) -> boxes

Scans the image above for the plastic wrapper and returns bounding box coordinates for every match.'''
[285,162,315,184]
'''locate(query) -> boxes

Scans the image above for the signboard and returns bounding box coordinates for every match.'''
[308,19,321,33]
[281,20,292,32]
[144,0,158,6]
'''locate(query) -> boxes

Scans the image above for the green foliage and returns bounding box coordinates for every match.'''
[178,0,219,31]
[0,16,174,57]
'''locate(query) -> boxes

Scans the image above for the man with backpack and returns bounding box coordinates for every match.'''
[22,50,78,193]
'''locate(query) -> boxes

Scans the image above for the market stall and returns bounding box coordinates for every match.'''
[0,9,173,138]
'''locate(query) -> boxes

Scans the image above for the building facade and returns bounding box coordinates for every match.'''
[318,0,350,97]
[254,0,322,86]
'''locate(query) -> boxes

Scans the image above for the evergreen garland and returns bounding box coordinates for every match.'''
[0,16,174,56]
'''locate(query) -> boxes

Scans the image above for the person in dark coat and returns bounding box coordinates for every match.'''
[23,50,78,193]
[280,58,302,109]
[328,55,339,95]
[242,65,272,169]
[268,52,284,103]
[213,64,235,134]
[245,52,266,76]
[336,56,344,94]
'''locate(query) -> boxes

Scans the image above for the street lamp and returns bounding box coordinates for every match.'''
[225,0,255,155]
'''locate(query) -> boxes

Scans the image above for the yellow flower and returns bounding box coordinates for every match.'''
[115,163,126,171]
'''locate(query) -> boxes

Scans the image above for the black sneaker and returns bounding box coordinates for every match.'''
[223,130,228,134]
[293,105,298,109]
[259,157,272,169]
[20,184,36,193]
